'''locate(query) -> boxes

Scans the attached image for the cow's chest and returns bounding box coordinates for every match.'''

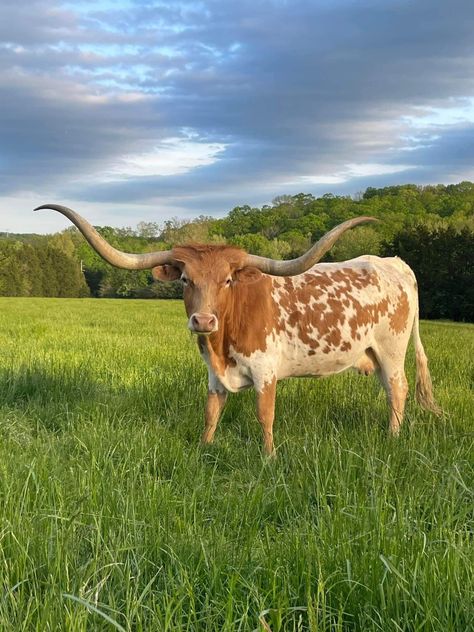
[220,360,254,392]
[198,342,254,393]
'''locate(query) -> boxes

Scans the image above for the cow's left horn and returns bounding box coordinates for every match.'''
[244,216,378,276]
[34,204,174,269]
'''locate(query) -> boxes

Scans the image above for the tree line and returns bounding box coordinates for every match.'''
[1,181,473,320]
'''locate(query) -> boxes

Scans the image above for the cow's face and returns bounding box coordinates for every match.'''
[152,247,262,334]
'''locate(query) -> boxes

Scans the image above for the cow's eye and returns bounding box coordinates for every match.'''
[225,278,232,287]
[181,276,189,285]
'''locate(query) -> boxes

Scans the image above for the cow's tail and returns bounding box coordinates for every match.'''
[412,304,442,415]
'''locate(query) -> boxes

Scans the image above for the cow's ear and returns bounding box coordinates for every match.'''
[233,266,263,284]
[152,264,181,281]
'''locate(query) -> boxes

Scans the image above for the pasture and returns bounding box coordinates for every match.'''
[0,297,472,631]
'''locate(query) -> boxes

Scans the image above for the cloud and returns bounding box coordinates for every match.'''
[103,134,227,178]
[1,0,474,232]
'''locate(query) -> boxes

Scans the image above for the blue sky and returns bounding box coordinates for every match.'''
[1,0,474,233]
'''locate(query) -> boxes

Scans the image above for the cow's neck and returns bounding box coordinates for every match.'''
[197,305,236,378]
[198,327,231,377]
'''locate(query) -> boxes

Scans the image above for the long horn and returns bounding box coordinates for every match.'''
[245,216,378,276]
[34,204,174,269]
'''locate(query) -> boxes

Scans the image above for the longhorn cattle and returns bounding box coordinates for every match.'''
[35,204,441,455]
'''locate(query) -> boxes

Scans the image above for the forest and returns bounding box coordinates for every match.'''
[1,182,473,320]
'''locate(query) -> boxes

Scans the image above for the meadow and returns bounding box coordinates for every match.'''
[0,297,472,631]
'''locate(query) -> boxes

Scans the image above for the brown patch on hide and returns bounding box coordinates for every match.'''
[329,267,375,297]
[275,272,345,351]
[275,267,387,351]
[348,296,390,341]
[389,285,410,334]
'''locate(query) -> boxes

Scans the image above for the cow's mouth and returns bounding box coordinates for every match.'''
[189,328,217,336]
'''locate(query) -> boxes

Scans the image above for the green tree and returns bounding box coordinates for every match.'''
[0,241,29,296]
[328,226,383,261]
[382,225,474,321]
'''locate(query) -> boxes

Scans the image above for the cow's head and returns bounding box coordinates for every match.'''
[151,245,262,334]
[34,204,377,335]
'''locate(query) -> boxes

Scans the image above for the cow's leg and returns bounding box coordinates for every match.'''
[387,371,409,435]
[201,390,228,445]
[375,358,409,435]
[256,378,277,456]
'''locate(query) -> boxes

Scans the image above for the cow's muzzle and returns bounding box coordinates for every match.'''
[188,312,218,334]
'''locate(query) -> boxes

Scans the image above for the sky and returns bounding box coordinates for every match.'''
[1,0,474,234]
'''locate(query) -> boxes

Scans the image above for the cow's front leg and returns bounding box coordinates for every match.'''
[201,390,228,445]
[256,378,277,456]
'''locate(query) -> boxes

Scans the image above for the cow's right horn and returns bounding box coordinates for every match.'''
[34,204,175,269]
[244,216,378,276]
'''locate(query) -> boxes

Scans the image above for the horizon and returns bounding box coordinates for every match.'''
[0,179,471,236]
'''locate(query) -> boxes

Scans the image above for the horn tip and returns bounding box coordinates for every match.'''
[34,204,62,212]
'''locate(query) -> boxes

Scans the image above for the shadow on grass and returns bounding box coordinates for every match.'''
[0,364,186,434]
[0,361,400,444]
[0,365,102,407]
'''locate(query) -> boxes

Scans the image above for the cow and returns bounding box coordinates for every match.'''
[35,204,441,455]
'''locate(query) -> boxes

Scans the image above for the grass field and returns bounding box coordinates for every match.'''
[0,297,472,631]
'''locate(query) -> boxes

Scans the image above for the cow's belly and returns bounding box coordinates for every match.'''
[228,333,370,388]
[276,342,364,379]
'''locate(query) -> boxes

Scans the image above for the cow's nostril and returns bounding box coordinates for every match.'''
[208,315,217,327]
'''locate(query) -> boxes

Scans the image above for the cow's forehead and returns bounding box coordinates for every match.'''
[185,257,232,280]
[172,244,247,280]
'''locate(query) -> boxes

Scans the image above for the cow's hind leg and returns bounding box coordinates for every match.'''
[202,390,228,445]
[256,378,277,456]
[374,355,409,436]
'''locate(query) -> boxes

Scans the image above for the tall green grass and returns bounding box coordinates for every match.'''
[0,298,472,631]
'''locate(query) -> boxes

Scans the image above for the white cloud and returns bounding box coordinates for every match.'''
[345,163,413,178]
[403,98,474,129]
[104,136,227,179]
[294,163,413,186]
